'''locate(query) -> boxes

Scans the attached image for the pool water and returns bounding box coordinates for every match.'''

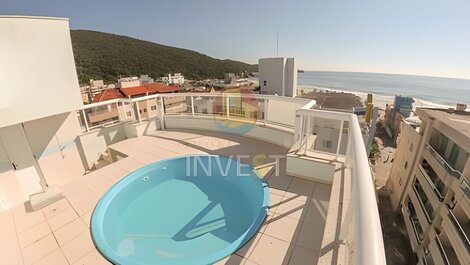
[91,155,269,265]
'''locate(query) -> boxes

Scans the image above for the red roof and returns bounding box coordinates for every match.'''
[120,83,181,97]
[92,89,123,103]
[145,83,181,93]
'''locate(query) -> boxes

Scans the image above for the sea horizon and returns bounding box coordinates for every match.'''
[297,71,470,107]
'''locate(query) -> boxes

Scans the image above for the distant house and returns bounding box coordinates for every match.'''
[117,76,141,88]
[90,83,184,124]
[158,73,185,85]
[139,75,154,84]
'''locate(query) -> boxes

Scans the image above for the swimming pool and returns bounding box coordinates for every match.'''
[91,155,269,265]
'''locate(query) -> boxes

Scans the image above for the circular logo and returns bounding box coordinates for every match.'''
[213,88,261,135]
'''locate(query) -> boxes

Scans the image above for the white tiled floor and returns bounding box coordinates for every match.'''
[0,130,331,265]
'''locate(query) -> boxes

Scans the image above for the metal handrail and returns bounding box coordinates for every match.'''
[418,164,444,201]
[447,207,470,252]
[435,235,451,265]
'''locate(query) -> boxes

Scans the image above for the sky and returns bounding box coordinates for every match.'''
[2,0,470,79]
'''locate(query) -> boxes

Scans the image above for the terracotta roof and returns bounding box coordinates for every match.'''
[120,86,149,97]
[120,83,181,97]
[92,89,123,103]
[145,83,181,93]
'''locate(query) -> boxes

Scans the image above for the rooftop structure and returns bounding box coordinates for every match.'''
[0,16,386,265]
[259,57,297,97]
[387,108,470,265]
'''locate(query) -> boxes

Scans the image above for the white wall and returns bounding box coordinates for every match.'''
[0,16,82,128]
[286,155,335,184]
[23,112,85,186]
[164,116,295,148]
[259,58,285,96]
[76,124,127,170]
[284,58,297,97]
[266,98,307,127]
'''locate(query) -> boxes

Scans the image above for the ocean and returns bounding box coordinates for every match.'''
[298,71,470,107]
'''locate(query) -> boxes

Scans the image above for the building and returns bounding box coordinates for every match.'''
[139,75,154,84]
[158,73,185,85]
[0,16,386,265]
[393,95,415,118]
[117,76,141,88]
[387,107,470,265]
[258,57,297,97]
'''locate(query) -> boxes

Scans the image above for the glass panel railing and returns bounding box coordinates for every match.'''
[418,164,444,201]
[413,182,434,223]
[447,207,470,253]
[435,235,451,265]
[459,178,470,201]
[426,143,463,178]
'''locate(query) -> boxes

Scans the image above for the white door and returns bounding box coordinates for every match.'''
[0,124,44,198]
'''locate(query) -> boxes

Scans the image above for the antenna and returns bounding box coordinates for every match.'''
[276,32,279,57]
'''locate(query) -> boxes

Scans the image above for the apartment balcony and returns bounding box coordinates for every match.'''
[425,143,464,179]
[415,165,442,218]
[0,93,386,265]
[418,160,445,201]
[441,206,470,263]
[412,179,435,225]
[402,199,424,250]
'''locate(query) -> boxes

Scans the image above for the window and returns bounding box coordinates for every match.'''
[322,140,332,148]
[126,111,131,117]
[139,110,142,114]
[263,80,267,86]
[151,105,157,111]
[143,108,147,113]
[405,161,408,169]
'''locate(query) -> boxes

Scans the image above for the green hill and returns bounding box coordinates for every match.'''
[71,30,257,84]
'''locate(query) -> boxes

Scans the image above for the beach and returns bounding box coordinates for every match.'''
[297,84,456,111]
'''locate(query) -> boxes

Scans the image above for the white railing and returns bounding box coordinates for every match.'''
[295,108,386,265]
[77,93,312,132]
[76,92,386,265]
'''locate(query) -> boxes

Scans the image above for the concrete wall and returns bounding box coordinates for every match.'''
[387,121,422,210]
[266,98,306,127]
[0,16,82,128]
[286,155,336,184]
[0,111,85,210]
[23,112,85,186]
[164,116,295,148]
[284,58,297,97]
[259,58,285,96]
[76,124,126,171]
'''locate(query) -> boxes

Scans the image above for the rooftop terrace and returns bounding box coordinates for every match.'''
[0,16,385,265]
[1,130,331,265]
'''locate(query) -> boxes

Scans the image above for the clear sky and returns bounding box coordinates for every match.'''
[2,0,469,79]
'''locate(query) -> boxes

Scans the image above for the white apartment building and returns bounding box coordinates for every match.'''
[259,57,297,97]
[387,108,470,265]
[159,73,185,85]
[117,76,141,88]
